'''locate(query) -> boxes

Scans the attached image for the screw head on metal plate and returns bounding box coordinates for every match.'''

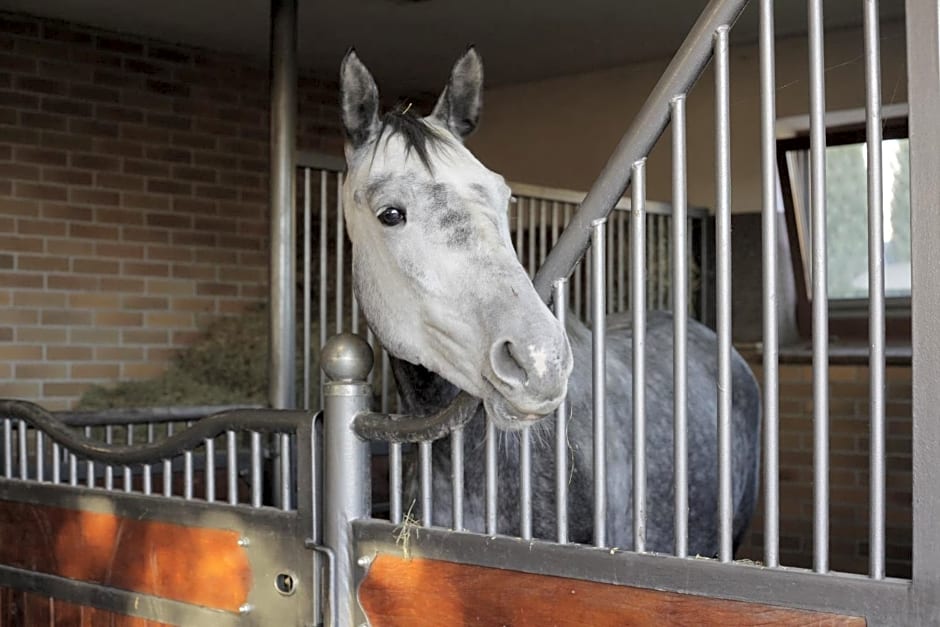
[321,333,374,381]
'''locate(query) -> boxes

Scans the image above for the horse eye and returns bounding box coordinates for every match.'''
[377,207,406,227]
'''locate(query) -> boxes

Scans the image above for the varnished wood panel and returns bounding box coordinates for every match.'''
[0,500,250,612]
[0,587,173,627]
[359,555,867,626]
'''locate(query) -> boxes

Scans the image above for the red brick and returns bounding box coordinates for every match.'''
[70,152,120,171]
[41,96,93,117]
[14,182,67,201]
[123,262,169,277]
[42,168,94,186]
[95,172,144,192]
[41,203,93,221]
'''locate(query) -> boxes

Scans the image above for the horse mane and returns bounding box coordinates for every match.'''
[373,103,450,171]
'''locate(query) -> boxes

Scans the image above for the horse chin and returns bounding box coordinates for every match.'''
[483,394,550,432]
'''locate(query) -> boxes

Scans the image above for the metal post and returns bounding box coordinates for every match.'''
[268,0,298,410]
[322,334,373,627]
[631,160,647,553]
[907,0,940,620]
[591,219,608,549]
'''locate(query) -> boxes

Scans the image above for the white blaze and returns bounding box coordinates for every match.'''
[529,344,548,379]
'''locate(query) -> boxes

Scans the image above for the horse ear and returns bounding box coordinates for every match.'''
[430,46,483,140]
[340,49,380,150]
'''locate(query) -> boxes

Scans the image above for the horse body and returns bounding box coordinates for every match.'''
[338,47,761,557]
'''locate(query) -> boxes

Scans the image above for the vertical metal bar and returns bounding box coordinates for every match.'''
[863,0,886,581]
[280,433,291,510]
[69,453,77,487]
[123,426,132,492]
[451,427,464,531]
[585,240,593,325]
[907,0,940,603]
[143,423,154,496]
[17,421,27,480]
[104,425,113,490]
[756,0,780,568]
[85,426,94,489]
[631,160,648,553]
[539,199,548,267]
[515,197,525,263]
[205,436,216,503]
[592,218,607,549]
[268,0,298,411]
[52,441,60,484]
[551,201,560,246]
[380,349,391,414]
[162,422,173,497]
[227,430,238,505]
[3,419,11,478]
[389,442,402,524]
[303,167,312,411]
[714,25,734,563]
[808,0,829,574]
[336,171,345,335]
[184,446,194,500]
[485,416,498,535]
[35,432,43,482]
[528,196,537,276]
[319,170,329,409]
[553,279,569,545]
[251,431,262,508]
[419,440,432,527]
[322,336,372,627]
[617,209,626,312]
[520,426,533,540]
[607,211,615,315]
[671,95,689,558]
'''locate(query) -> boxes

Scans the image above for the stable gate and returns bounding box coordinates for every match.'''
[0,0,938,625]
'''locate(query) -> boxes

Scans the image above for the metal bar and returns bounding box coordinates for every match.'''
[539,199,548,267]
[553,279,569,544]
[760,0,780,567]
[714,25,733,563]
[250,431,262,508]
[551,201,560,246]
[607,211,615,314]
[267,0,297,410]
[520,426,532,540]
[104,426,113,489]
[485,416,497,535]
[585,241,593,325]
[3,419,10,479]
[52,441,60,484]
[162,422,172,497]
[516,196,525,263]
[420,440,432,527]
[657,216,666,309]
[280,433,291,510]
[532,0,750,300]
[17,421,26,480]
[69,453,77,487]
[617,209,626,312]
[631,160,647,553]
[906,0,940,611]
[592,218,607,548]
[451,427,464,531]
[671,95,689,558]
[336,171,345,335]
[303,167,312,411]
[808,0,829,574]
[863,0,885,582]
[227,430,237,505]
[528,197,537,276]
[144,423,153,496]
[123,426,132,492]
[85,426,94,489]
[183,422,193,500]
[35,432,43,482]
[320,170,328,409]
[389,442,402,524]
[380,349,391,414]
[205,436,215,502]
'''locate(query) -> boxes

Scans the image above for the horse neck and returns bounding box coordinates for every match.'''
[389,356,462,416]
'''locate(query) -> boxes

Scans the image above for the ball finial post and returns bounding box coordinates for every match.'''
[321,333,374,381]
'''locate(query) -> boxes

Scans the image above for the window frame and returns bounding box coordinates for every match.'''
[776,114,911,342]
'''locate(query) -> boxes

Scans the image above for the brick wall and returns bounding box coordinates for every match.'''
[0,13,344,409]
[737,360,912,578]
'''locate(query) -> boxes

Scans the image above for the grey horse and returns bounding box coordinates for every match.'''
[338,47,760,555]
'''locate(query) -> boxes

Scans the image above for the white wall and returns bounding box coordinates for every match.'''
[468,21,908,213]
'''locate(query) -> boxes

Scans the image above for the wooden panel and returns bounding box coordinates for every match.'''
[0,588,174,627]
[359,555,867,626]
[0,500,250,613]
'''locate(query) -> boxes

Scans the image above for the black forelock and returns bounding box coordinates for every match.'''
[372,103,448,171]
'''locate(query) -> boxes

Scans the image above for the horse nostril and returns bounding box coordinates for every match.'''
[489,340,528,388]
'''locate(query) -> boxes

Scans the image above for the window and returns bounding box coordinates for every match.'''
[777,113,911,340]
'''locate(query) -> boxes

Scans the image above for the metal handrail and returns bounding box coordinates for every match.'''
[52,404,264,427]
[0,399,312,466]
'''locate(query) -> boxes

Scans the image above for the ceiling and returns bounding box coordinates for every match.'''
[0,0,906,96]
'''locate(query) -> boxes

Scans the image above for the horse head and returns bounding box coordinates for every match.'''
[339,47,573,430]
